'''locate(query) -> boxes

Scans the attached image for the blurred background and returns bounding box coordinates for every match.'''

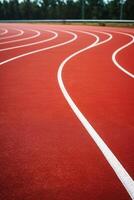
[0,0,133,21]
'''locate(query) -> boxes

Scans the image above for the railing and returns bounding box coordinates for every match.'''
[0,19,134,24]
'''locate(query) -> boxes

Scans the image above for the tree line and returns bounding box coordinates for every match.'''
[0,0,134,20]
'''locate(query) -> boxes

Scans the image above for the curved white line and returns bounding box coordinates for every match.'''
[0,29,41,45]
[0,30,77,66]
[112,31,134,78]
[0,28,8,36]
[0,30,57,51]
[0,28,24,41]
[57,31,134,199]
[80,30,112,45]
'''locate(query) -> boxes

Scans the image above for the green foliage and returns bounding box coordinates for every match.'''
[107,0,120,19]
[0,0,133,20]
[125,0,134,19]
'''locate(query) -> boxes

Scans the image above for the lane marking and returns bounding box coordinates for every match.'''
[57,31,134,199]
[112,31,134,78]
[0,30,58,51]
[0,30,77,66]
[0,28,24,41]
[0,29,110,65]
[0,29,40,45]
[1,26,133,196]
[79,30,112,45]
[0,28,8,36]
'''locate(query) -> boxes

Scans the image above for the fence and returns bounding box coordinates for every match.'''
[0,19,134,25]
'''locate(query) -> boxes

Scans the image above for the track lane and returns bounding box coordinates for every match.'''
[58,30,134,199]
[0,30,58,52]
[0,27,17,38]
[62,29,134,189]
[0,24,133,200]
[0,30,115,200]
[0,29,41,46]
[0,28,24,41]
[0,28,8,36]
[0,30,77,65]
[116,41,134,75]
[0,30,61,63]
[112,31,134,78]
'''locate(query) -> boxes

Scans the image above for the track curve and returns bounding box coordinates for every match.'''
[0,23,133,200]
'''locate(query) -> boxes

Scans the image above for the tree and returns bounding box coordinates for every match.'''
[107,0,120,19]
[0,2,4,19]
[40,0,50,19]
[86,0,105,19]
[65,0,80,19]
[125,0,134,19]
[8,0,20,19]
[48,0,58,19]
[0,0,133,20]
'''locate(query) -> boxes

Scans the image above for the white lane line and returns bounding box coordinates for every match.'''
[112,31,134,78]
[57,31,134,199]
[0,28,24,41]
[0,30,77,66]
[0,29,40,45]
[79,30,112,45]
[0,28,8,36]
[0,30,57,51]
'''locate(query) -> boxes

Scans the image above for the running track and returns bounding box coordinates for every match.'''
[0,23,134,200]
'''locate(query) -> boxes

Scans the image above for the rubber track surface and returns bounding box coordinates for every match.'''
[0,23,134,200]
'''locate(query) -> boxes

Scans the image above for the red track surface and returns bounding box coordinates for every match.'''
[0,23,134,200]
